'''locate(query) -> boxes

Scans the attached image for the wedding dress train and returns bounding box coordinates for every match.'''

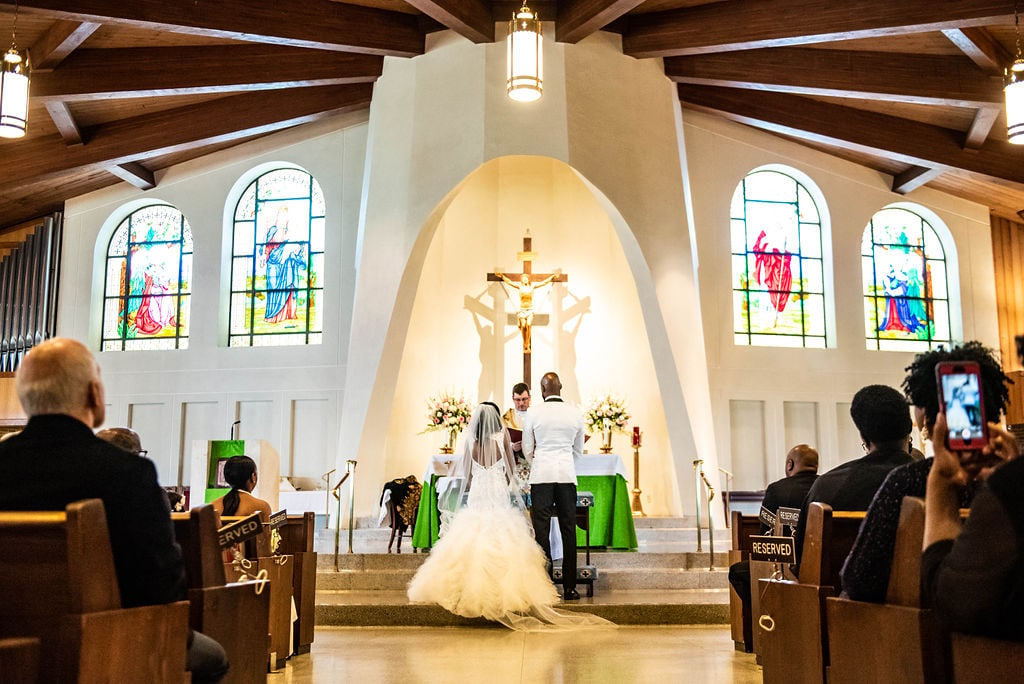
[407,459,610,631]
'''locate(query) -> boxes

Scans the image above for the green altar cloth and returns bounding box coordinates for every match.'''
[411,471,638,550]
[411,474,441,548]
[576,474,638,549]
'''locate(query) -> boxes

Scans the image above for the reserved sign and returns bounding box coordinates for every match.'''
[217,512,263,549]
[777,507,800,529]
[749,535,796,563]
[268,509,287,530]
[759,506,776,530]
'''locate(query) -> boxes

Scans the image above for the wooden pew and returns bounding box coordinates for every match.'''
[728,511,761,652]
[172,507,271,684]
[222,517,294,670]
[826,496,951,683]
[758,504,865,684]
[0,637,39,684]
[950,633,1024,683]
[278,512,317,655]
[0,499,188,683]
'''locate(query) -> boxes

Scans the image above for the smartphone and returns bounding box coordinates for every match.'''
[936,361,988,450]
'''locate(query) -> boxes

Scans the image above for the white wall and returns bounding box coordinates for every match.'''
[59,113,369,490]
[681,110,998,488]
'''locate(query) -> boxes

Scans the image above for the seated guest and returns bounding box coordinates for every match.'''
[922,412,1021,640]
[212,455,271,522]
[793,384,914,567]
[728,444,819,606]
[842,342,1010,602]
[97,427,186,512]
[0,338,228,683]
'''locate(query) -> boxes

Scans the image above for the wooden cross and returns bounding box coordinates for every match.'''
[487,234,568,387]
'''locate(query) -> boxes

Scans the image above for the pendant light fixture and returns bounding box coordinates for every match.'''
[0,1,29,139]
[507,2,542,102]
[1006,1,1024,144]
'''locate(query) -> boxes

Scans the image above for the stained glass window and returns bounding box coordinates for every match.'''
[229,168,324,346]
[731,169,827,348]
[102,204,192,351]
[862,206,951,351]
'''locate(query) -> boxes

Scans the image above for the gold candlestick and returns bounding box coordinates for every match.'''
[631,429,646,517]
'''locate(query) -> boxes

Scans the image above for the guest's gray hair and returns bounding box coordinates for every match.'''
[15,338,98,417]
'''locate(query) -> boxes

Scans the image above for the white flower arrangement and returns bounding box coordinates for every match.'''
[423,390,473,434]
[584,394,630,434]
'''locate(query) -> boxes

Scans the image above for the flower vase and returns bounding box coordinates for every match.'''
[440,428,458,454]
[600,427,614,454]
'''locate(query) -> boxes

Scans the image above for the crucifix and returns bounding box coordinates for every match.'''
[487,233,568,387]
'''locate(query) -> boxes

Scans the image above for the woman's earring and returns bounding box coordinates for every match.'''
[861,441,869,453]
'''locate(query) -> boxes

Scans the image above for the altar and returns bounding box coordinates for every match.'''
[410,453,638,551]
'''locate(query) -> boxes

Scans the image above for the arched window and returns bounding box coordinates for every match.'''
[101,204,192,351]
[229,168,324,347]
[731,168,827,347]
[862,206,951,351]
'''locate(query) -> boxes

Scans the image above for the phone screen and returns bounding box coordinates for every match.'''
[939,369,986,448]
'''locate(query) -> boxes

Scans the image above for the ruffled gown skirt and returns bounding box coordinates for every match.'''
[407,502,558,621]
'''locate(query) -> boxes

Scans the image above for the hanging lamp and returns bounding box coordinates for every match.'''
[1006,1,1024,144]
[507,2,542,102]
[0,2,29,139]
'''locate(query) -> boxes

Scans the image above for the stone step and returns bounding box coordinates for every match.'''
[314,552,730,591]
[315,526,735,555]
[315,589,730,626]
[315,567,729,592]
[316,551,730,571]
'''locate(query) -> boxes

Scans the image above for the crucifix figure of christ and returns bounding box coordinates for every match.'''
[487,234,568,387]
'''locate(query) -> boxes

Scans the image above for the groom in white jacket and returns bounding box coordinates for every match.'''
[521,371,584,601]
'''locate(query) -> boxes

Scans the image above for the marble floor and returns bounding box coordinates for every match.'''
[278,625,761,683]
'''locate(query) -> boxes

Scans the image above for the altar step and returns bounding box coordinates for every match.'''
[314,516,734,555]
[315,552,729,592]
[315,589,729,627]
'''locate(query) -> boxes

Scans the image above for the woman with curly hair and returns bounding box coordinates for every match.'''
[841,341,1011,602]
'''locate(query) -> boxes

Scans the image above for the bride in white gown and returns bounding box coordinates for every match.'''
[407,403,611,631]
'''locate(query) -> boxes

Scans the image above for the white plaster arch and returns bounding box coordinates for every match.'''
[337,28,719,522]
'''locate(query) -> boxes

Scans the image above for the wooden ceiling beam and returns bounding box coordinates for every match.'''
[29,20,99,71]
[556,0,647,44]
[107,162,155,190]
[32,47,384,101]
[664,48,1002,107]
[624,0,1011,58]
[402,0,493,43]
[892,166,944,194]
[44,100,83,145]
[1,84,374,189]
[677,84,1024,185]
[942,27,1011,72]
[965,104,1001,148]
[9,0,424,57]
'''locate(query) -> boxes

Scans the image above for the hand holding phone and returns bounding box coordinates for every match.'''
[935,361,988,451]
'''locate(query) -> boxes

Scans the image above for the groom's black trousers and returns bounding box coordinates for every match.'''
[530,482,577,591]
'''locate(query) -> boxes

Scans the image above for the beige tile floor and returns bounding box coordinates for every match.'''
[278,625,761,683]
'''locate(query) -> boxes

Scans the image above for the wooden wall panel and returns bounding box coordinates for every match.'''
[992,215,1024,373]
[990,215,1024,424]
